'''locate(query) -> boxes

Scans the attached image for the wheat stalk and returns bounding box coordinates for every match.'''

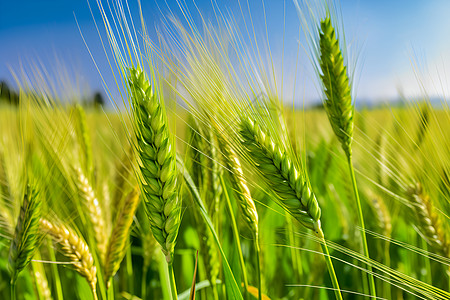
[128,67,181,267]
[8,185,42,285]
[318,16,376,297]
[104,187,140,287]
[40,218,98,299]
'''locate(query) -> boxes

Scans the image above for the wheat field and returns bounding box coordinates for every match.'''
[1,0,450,299]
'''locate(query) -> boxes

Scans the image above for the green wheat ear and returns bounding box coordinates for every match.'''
[8,185,42,284]
[240,117,321,232]
[128,67,181,264]
[319,17,354,157]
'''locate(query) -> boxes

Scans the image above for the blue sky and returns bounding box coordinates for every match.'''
[1,0,450,105]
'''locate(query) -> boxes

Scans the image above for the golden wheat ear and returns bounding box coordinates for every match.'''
[103,187,140,288]
[40,218,98,299]
[407,183,450,257]
[218,136,258,235]
[8,185,42,285]
[74,166,107,262]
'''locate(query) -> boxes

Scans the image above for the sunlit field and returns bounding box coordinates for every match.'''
[1,0,450,299]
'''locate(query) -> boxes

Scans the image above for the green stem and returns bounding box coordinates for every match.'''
[447,267,450,293]
[168,263,178,300]
[107,280,114,300]
[158,252,171,300]
[348,156,376,297]
[384,240,391,300]
[47,239,64,300]
[255,233,262,300]
[11,280,16,300]
[126,244,134,294]
[421,240,431,284]
[220,175,249,300]
[287,215,302,299]
[316,228,343,300]
[89,239,106,300]
[212,279,219,300]
[142,266,148,300]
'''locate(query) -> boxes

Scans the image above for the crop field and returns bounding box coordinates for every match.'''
[1,0,450,300]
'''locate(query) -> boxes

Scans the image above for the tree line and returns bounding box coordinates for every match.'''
[0,81,105,108]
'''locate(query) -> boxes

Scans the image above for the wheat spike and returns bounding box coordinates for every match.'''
[104,187,140,287]
[8,185,42,284]
[319,17,353,157]
[240,117,321,232]
[408,183,449,257]
[205,128,222,219]
[220,137,258,234]
[128,67,181,263]
[0,149,14,233]
[40,218,98,297]
[75,167,106,261]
